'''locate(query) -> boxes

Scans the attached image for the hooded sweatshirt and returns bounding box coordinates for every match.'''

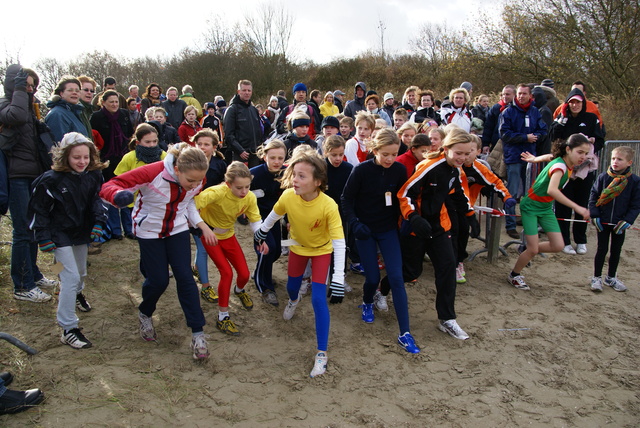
[550,88,604,152]
[45,95,89,142]
[343,82,367,118]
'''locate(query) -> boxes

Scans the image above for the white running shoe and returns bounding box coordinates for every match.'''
[191,334,210,360]
[139,312,157,341]
[61,328,92,349]
[310,352,327,378]
[283,295,301,320]
[562,245,577,255]
[373,290,388,311]
[14,286,52,303]
[456,263,466,284]
[604,275,627,292]
[438,319,470,340]
[35,276,58,288]
[590,276,603,292]
[576,244,587,255]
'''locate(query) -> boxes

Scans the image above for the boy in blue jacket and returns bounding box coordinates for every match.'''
[589,146,640,292]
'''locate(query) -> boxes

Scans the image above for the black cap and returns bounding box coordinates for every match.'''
[321,116,340,129]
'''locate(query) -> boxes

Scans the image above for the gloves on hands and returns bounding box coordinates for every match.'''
[468,214,481,238]
[13,69,28,92]
[328,281,344,304]
[614,220,631,235]
[90,224,104,241]
[254,228,268,245]
[113,190,134,208]
[350,220,371,240]
[38,240,56,252]
[409,213,432,239]
[591,218,603,233]
[504,198,517,210]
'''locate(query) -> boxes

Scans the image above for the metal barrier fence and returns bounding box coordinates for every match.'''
[598,141,640,175]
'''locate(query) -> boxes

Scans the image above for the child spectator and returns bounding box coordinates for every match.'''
[195,162,262,335]
[191,129,227,304]
[342,129,421,353]
[28,133,108,349]
[250,140,287,306]
[428,126,445,152]
[315,116,340,150]
[100,143,216,359]
[396,122,417,155]
[510,134,592,290]
[151,107,180,150]
[254,148,345,378]
[588,146,640,292]
[396,133,431,179]
[393,108,409,130]
[339,116,354,138]
[114,124,167,240]
[282,112,317,156]
[201,102,222,139]
[344,111,374,166]
[178,105,202,145]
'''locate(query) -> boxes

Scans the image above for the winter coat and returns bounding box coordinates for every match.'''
[223,94,263,156]
[439,105,473,132]
[532,87,553,155]
[161,98,188,129]
[45,97,89,142]
[0,64,48,179]
[498,101,547,164]
[28,169,107,247]
[343,82,367,118]
[179,94,203,119]
[90,108,133,180]
[589,169,640,225]
[319,102,339,118]
[178,120,202,144]
[550,88,604,153]
[140,97,162,117]
[99,154,204,239]
[410,107,438,125]
[369,108,392,127]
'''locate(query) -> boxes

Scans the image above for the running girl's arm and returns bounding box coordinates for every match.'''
[196,221,217,246]
[344,139,360,166]
[254,209,285,255]
[547,170,590,220]
[100,162,162,206]
[521,152,553,163]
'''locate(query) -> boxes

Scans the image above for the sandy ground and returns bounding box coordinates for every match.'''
[0,216,638,427]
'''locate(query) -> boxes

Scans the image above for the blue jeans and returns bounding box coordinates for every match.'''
[356,229,410,334]
[9,178,43,292]
[505,162,527,230]
[107,206,132,237]
[193,235,209,285]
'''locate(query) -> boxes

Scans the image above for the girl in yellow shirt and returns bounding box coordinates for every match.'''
[195,162,262,336]
[254,147,345,378]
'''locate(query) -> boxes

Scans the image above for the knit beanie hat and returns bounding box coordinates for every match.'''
[293,83,307,95]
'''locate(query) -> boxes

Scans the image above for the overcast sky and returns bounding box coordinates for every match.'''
[3,0,496,67]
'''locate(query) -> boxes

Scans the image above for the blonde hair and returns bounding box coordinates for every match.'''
[52,132,107,172]
[322,135,346,155]
[224,161,252,184]
[167,143,208,172]
[287,111,310,131]
[145,107,157,121]
[449,87,470,103]
[192,128,225,160]
[354,110,375,130]
[257,139,287,158]
[427,126,473,159]
[281,149,327,191]
[184,105,197,117]
[368,128,400,151]
[396,123,418,138]
[393,108,408,120]
[612,146,635,161]
[469,133,482,150]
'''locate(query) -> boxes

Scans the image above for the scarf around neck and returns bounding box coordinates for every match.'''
[135,144,163,164]
[596,166,632,206]
[515,99,532,111]
[102,107,126,159]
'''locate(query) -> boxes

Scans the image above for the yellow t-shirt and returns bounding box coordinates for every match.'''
[195,183,261,240]
[273,188,344,256]
[114,150,167,207]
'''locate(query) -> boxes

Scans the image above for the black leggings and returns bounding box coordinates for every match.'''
[594,226,625,278]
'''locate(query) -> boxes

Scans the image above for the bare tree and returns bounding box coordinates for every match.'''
[240,1,293,59]
[411,22,464,79]
[34,57,68,100]
[200,14,239,56]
